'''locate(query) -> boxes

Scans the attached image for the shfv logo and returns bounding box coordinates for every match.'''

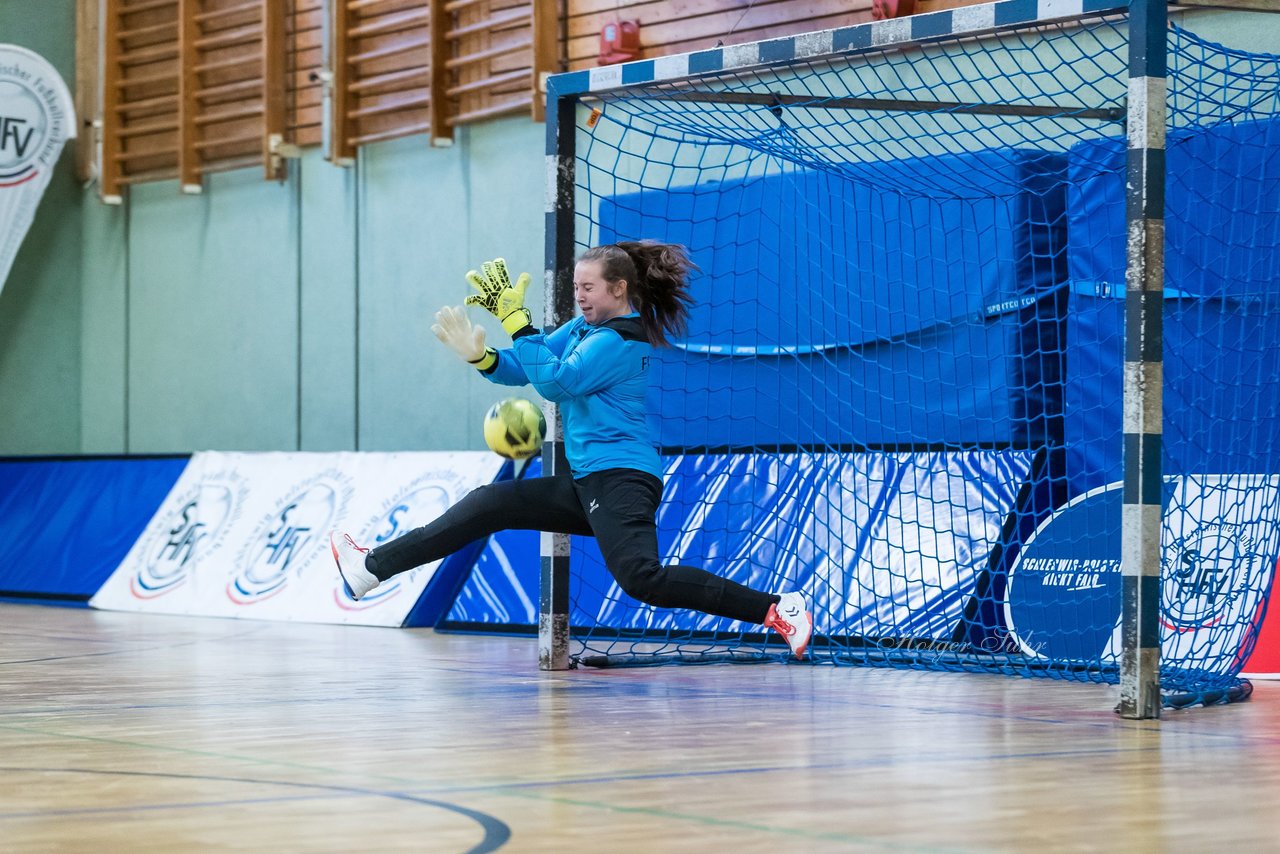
[230,470,354,605]
[1163,523,1255,630]
[0,81,45,179]
[0,45,74,295]
[335,476,455,610]
[0,47,71,185]
[367,483,452,547]
[131,472,247,599]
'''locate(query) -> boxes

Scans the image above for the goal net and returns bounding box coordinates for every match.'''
[543,8,1280,709]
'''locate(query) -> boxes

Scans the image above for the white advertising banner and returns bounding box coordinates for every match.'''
[1005,475,1280,677]
[0,44,75,294]
[90,451,506,626]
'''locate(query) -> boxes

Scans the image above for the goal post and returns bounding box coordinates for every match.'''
[539,89,577,672]
[538,0,1280,717]
[1121,0,1167,719]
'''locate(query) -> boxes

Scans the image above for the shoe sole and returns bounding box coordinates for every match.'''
[791,616,813,659]
[330,535,362,601]
[778,604,812,660]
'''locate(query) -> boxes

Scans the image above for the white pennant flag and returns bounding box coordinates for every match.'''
[0,44,76,296]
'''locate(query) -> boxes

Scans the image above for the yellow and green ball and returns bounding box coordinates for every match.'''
[483,398,546,460]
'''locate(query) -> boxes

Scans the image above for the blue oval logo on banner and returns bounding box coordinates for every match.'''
[1004,483,1124,662]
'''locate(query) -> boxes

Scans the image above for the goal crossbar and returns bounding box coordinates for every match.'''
[624,90,1127,122]
[550,0,1130,99]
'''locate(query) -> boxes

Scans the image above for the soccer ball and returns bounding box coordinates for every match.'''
[483,398,546,460]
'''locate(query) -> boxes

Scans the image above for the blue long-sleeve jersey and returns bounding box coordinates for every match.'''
[479,313,660,479]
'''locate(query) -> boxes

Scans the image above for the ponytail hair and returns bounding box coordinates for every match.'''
[578,240,697,347]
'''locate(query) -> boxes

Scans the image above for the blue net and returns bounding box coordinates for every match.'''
[550,18,1280,707]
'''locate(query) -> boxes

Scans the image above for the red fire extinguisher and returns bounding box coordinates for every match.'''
[599,20,641,65]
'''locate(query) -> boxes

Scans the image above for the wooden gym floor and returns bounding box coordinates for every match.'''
[1,602,1277,852]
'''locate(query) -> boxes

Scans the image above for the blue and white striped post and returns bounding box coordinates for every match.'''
[539,80,578,671]
[1119,0,1167,719]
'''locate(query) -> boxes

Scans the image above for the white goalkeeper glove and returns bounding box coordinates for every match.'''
[431,306,496,370]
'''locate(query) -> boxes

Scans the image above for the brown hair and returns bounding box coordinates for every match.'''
[578,240,697,347]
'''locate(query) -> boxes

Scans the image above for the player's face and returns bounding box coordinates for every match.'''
[574,260,631,325]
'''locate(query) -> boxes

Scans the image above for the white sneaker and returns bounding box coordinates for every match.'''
[330,531,379,600]
[765,591,813,659]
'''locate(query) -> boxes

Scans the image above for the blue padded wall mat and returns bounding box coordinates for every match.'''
[0,456,190,601]
[1064,118,1280,492]
[599,150,1068,448]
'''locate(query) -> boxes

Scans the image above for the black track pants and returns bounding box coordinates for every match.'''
[366,468,776,624]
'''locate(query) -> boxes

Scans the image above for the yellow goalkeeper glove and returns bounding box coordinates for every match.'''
[463,260,505,314]
[495,271,532,336]
[464,257,532,336]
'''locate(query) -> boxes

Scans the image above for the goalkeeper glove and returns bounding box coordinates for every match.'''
[431,305,496,371]
[465,258,532,336]
[463,261,504,314]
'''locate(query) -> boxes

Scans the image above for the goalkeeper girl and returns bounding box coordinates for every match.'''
[330,241,812,658]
